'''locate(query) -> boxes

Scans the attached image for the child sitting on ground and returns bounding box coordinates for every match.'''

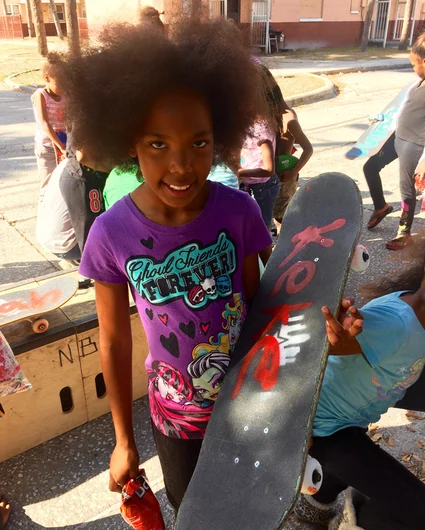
[295,238,425,529]
[31,53,66,199]
[238,119,279,230]
[62,18,272,513]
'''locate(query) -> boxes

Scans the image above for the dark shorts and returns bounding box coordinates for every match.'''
[273,177,298,222]
[151,422,203,510]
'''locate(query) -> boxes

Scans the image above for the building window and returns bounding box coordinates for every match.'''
[48,3,65,22]
[5,4,21,15]
[78,1,87,18]
[350,0,361,12]
[300,0,323,19]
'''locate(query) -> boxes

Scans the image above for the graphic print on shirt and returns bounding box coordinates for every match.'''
[147,295,245,438]
[148,360,211,438]
[372,358,425,402]
[125,231,236,310]
[188,294,246,408]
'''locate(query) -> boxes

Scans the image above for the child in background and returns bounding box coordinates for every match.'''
[387,34,425,250]
[103,163,142,210]
[63,19,272,511]
[295,239,425,529]
[238,119,279,229]
[252,62,311,231]
[207,156,239,190]
[37,144,109,262]
[273,109,313,229]
[31,53,66,199]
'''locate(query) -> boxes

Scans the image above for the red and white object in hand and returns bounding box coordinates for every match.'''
[120,469,166,530]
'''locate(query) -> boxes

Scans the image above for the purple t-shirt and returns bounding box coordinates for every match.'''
[79,182,272,439]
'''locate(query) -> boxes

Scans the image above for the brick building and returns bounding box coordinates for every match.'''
[2,0,424,49]
[2,0,86,36]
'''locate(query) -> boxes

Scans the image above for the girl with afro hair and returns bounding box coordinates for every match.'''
[66,17,273,511]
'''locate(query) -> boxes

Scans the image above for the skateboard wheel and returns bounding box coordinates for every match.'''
[33,318,49,333]
[301,456,323,495]
[351,244,370,272]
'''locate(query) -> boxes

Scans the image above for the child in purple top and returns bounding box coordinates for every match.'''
[63,19,272,510]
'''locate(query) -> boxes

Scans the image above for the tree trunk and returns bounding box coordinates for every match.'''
[25,0,34,37]
[360,0,376,52]
[191,0,202,18]
[399,0,414,51]
[30,0,48,56]
[48,0,64,39]
[64,0,80,56]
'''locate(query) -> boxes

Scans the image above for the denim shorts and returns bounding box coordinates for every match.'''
[240,173,280,228]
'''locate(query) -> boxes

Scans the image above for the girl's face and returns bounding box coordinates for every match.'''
[44,74,62,96]
[133,90,214,209]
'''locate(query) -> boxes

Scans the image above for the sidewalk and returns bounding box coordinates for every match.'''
[262,56,411,77]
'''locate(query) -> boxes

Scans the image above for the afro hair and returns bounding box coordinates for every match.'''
[62,17,270,169]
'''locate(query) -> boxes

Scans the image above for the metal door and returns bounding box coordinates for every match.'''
[370,0,390,41]
[251,0,271,52]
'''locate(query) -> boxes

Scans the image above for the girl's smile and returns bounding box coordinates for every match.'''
[162,180,195,197]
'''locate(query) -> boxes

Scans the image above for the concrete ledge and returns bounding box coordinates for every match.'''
[286,73,336,107]
[4,68,39,94]
[308,61,412,76]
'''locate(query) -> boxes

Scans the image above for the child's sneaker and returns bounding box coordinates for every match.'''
[328,487,364,530]
[294,493,338,527]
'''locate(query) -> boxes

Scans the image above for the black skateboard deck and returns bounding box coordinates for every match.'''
[176,172,363,530]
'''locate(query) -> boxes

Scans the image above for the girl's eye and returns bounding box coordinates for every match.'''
[150,141,166,149]
[193,140,207,148]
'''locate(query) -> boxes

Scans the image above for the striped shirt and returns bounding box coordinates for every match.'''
[32,88,65,147]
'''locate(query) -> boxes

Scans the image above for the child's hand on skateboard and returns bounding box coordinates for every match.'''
[321,300,363,355]
[109,441,140,493]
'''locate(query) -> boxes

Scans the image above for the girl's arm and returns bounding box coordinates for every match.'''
[238,139,275,180]
[280,120,313,182]
[95,280,139,492]
[242,253,262,301]
[33,91,66,152]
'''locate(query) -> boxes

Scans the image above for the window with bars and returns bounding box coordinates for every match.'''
[5,4,21,15]
[300,0,323,20]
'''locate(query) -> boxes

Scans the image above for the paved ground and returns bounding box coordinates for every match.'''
[1,64,425,529]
